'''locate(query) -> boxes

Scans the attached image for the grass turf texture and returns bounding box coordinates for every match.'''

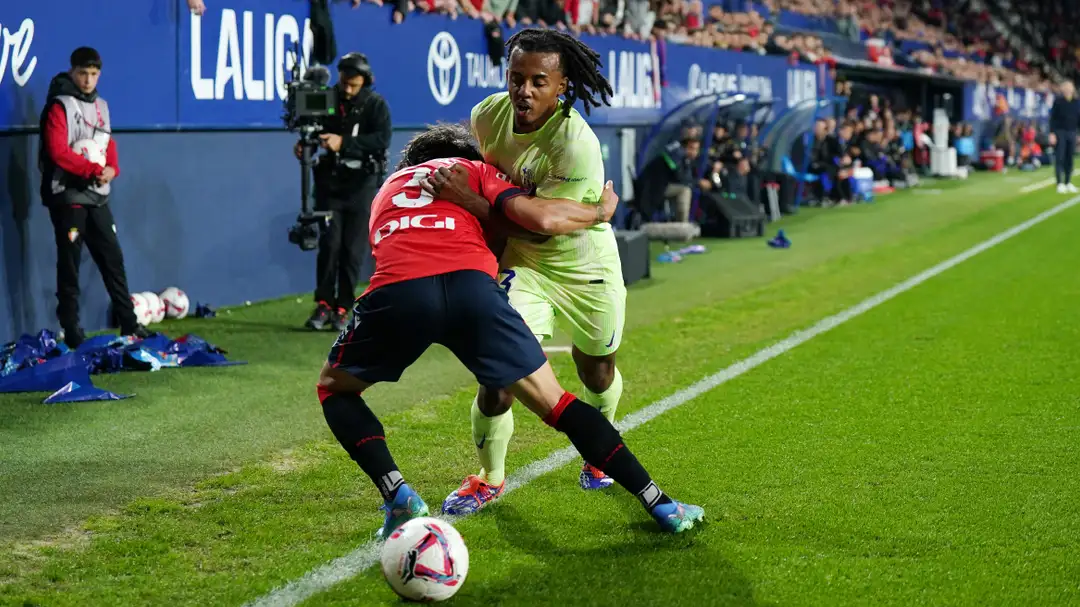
[2,171,1079,605]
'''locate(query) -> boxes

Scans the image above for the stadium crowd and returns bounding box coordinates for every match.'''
[319,0,1052,92]
[311,0,1060,221]
[180,0,1063,220]
[1007,1,1080,85]
[180,0,1068,96]
[635,84,930,227]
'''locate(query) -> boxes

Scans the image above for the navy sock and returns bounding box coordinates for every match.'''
[319,388,403,502]
[546,395,673,512]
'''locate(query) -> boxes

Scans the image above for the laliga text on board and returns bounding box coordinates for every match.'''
[189,10,314,101]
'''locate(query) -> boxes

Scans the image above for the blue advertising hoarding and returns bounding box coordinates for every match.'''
[4,0,833,131]
[1,3,179,130]
[176,2,668,127]
[661,43,826,113]
[964,81,1053,123]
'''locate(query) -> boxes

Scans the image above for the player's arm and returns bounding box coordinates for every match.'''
[420,163,618,235]
[416,161,545,242]
[501,185,617,235]
[483,135,612,233]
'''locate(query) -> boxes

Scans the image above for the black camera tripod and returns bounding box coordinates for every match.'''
[288,125,333,251]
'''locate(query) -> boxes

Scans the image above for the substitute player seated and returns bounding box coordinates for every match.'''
[316,123,704,537]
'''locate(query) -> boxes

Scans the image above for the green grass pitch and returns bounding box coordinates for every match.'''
[2,171,1079,606]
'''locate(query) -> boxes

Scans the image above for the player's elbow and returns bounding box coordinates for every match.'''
[533,214,568,235]
[508,202,556,234]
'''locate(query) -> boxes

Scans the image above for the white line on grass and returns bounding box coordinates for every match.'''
[1019,177,1056,193]
[244,196,1080,607]
[542,345,573,354]
[1018,172,1079,194]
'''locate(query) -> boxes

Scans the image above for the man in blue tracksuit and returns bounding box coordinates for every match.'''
[1050,80,1080,193]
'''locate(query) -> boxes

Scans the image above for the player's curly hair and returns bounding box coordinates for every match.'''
[396,122,483,171]
[505,28,613,117]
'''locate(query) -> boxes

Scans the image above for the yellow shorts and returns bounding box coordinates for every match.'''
[497,264,626,357]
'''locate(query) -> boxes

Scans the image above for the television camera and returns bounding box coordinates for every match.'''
[282,42,338,251]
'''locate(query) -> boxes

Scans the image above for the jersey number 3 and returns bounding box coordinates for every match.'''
[391,168,434,209]
[499,269,516,292]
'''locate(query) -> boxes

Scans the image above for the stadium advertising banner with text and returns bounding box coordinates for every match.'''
[964,82,1054,123]
[660,43,825,113]
[0,3,180,130]
[4,0,875,131]
[175,0,667,127]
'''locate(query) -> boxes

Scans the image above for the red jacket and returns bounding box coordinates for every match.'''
[42,102,119,180]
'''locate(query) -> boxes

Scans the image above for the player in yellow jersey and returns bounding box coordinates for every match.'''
[431,29,630,515]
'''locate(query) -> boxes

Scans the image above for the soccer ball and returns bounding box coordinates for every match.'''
[71,139,106,167]
[159,286,190,319]
[140,292,166,324]
[380,517,468,602]
[130,293,153,326]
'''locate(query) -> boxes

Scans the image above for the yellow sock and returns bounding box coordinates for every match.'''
[471,396,514,486]
[580,366,623,423]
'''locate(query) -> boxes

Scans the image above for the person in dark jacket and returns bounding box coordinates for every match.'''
[39,47,148,348]
[814,121,853,205]
[298,53,392,331]
[633,137,709,223]
[1049,80,1080,193]
[669,138,702,222]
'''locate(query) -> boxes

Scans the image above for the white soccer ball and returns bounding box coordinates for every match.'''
[159,286,190,319]
[71,138,106,167]
[380,517,468,602]
[140,291,165,324]
[130,293,153,326]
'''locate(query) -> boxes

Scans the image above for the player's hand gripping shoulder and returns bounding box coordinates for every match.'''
[421,164,619,236]
[419,164,547,243]
[419,163,492,219]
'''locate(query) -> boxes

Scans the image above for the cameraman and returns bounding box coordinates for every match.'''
[298,53,391,331]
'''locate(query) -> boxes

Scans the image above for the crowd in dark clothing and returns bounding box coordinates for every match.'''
[633,118,769,224]
[693,121,768,211]
[1005,1,1080,85]
[790,87,919,206]
[639,85,928,221]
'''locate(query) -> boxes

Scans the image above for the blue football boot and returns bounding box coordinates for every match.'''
[376,483,430,540]
[651,500,705,534]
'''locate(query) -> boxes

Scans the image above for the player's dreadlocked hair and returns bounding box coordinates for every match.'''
[505,28,613,117]
[396,122,483,171]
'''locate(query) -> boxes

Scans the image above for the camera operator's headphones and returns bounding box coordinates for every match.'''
[338,52,374,85]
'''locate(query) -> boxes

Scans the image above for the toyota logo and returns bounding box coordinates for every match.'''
[428,32,461,106]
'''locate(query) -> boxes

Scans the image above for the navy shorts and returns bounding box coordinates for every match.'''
[327,270,548,389]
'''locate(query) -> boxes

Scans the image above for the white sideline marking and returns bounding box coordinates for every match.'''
[244,196,1080,607]
[542,345,573,354]
[1018,172,1078,194]
[1019,177,1056,194]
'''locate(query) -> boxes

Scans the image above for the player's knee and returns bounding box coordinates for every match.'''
[581,369,614,394]
[573,352,616,393]
[318,364,370,396]
[477,385,513,416]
